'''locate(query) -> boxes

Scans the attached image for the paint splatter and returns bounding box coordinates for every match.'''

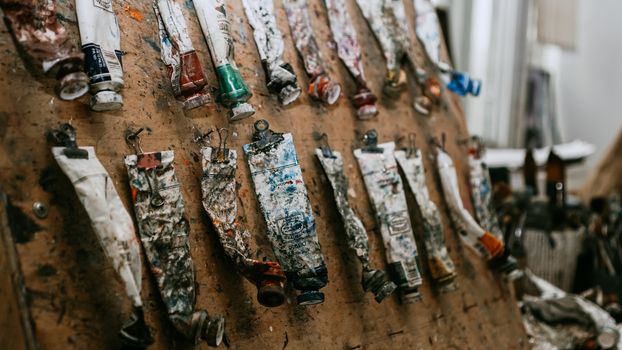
[142,37,161,53]
[124,5,144,22]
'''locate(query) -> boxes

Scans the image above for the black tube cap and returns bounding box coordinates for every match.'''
[297,290,325,306]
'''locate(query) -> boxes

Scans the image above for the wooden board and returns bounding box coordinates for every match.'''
[0,0,528,349]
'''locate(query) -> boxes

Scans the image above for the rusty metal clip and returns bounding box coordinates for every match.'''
[124,127,164,208]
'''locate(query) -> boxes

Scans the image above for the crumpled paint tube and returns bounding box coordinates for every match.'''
[0,0,89,100]
[48,124,152,347]
[413,0,481,97]
[315,145,396,303]
[467,138,504,241]
[244,120,328,305]
[394,147,457,288]
[200,139,287,308]
[355,0,409,98]
[242,0,301,106]
[154,0,211,110]
[283,0,341,105]
[323,0,378,119]
[124,134,224,347]
[192,0,255,121]
[435,146,519,277]
[354,137,423,303]
[75,0,124,111]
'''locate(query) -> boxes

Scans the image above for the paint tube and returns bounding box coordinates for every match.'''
[243,120,328,306]
[154,0,211,110]
[192,0,254,121]
[355,0,409,97]
[467,138,504,241]
[283,0,341,105]
[124,131,224,346]
[0,0,89,100]
[200,135,287,308]
[435,147,519,277]
[394,146,457,289]
[354,135,423,303]
[315,143,396,303]
[75,0,124,111]
[412,0,481,97]
[48,124,152,347]
[242,0,301,106]
[323,0,378,119]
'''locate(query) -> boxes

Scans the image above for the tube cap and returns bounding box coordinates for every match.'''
[279,84,302,106]
[362,270,397,303]
[203,316,225,347]
[400,287,422,304]
[56,71,89,101]
[91,90,123,111]
[229,102,255,121]
[357,104,379,120]
[118,307,154,348]
[297,290,325,306]
[257,284,286,308]
[322,81,341,105]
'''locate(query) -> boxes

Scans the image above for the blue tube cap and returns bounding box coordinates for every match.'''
[297,290,325,306]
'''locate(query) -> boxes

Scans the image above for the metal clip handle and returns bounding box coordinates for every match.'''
[252,119,284,150]
[48,123,89,159]
[361,129,383,153]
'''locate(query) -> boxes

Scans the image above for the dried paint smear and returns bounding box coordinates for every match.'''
[395,149,457,287]
[244,132,328,304]
[201,146,286,307]
[354,142,423,303]
[316,148,396,302]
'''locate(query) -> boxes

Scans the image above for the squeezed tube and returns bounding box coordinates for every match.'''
[355,0,409,97]
[154,0,211,110]
[354,142,423,303]
[243,121,328,306]
[412,0,481,97]
[283,0,341,105]
[395,148,457,288]
[323,0,378,119]
[467,140,504,241]
[436,147,519,276]
[192,0,255,121]
[75,0,124,111]
[52,145,152,347]
[125,150,224,346]
[242,0,301,106]
[0,0,89,100]
[200,146,287,308]
[315,148,396,302]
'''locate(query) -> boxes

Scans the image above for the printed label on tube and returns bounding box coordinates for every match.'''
[283,0,341,105]
[395,149,457,287]
[354,142,423,302]
[242,0,301,106]
[76,0,124,111]
[244,130,328,306]
[468,153,504,241]
[125,150,224,346]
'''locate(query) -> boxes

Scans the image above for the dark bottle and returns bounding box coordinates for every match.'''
[545,149,566,226]
[523,147,538,195]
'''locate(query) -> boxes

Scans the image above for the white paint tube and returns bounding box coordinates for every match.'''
[354,141,423,303]
[395,148,457,289]
[315,147,397,302]
[75,0,124,111]
[323,0,378,119]
[283,0,342,105]
[154,0,211,110]
[51,141,152,347]
[242,0,302,106]
[244,120,328,306]
[436,147,519,276]
[192,0,255,121]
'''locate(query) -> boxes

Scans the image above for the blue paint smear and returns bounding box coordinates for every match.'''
[143,37,161,53]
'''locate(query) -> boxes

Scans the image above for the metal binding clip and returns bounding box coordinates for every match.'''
[125,127,164,208]
[361,129,383,153]
[48,123,89,159]
[252,119,284,150]
[317,133,335,158]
